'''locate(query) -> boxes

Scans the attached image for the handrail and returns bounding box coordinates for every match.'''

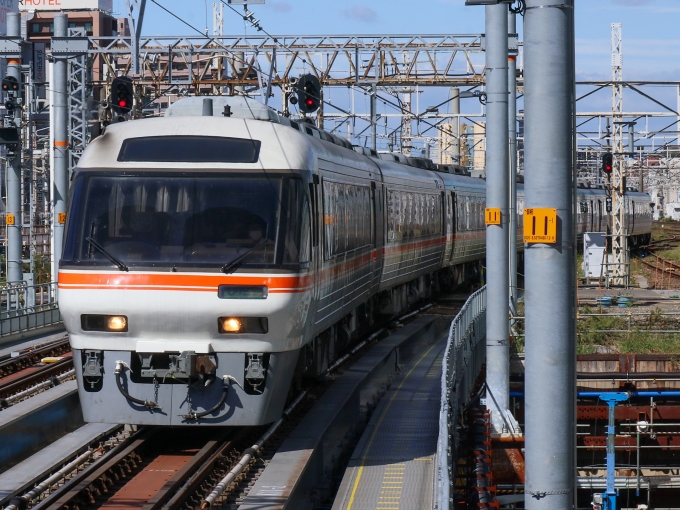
[437,286,487,510]
[0,282,58,319]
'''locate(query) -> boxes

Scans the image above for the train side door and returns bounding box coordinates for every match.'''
[631,200,635,234]
[450,192,457,262]
[371,181,384,293]
[309,176,321,304]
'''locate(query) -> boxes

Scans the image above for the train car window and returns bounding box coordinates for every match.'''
[290,120,300,131]
[305,127,314,136]
[283,179,311,264]
[61,173,311,271]
[386,189,442,242]
[117,136,261,163]
[323,180,372,259]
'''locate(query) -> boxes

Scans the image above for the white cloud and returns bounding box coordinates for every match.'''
[268,2,292,12]
[612,0,654,5]
[341,6,378,24]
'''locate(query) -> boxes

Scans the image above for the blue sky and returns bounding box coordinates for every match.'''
[124,0,679,81]
[117,0,679,149]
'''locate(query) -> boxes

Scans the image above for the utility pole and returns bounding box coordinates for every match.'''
[5,12,22,284]
[125,0,147,75]
[508,10,518,307]
[52,14,69,283]
[370,83,377,151]
[450,87,460,163]
[611,23,626,286]
[523,1,576,509]
[483,3,511,437]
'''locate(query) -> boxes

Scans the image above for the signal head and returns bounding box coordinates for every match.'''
[110,75,134,116]
[602,152,613,174]
[295,73,321,114]
[2,76,19,94]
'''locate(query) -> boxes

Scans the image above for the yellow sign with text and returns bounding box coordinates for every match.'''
[5,213,14,226]
[58,212,67,224]
[523,208,557,243]
[485,208,501,226]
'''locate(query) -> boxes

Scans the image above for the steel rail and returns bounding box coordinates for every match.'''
[0,357,74,400]
[33,431,150,510]
[0,336,69,377]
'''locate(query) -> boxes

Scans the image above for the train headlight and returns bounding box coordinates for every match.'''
[218,317,268,334]
[107,316,127,331]
[81,314,129,332]
[221,317,242,333]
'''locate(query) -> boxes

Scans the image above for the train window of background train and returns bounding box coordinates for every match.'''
[116,136,261,163]
[323,180,372,259]
[61,173,325,271]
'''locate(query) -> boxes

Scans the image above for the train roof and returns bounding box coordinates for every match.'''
[77,96,493,195]
[78,115,318,172]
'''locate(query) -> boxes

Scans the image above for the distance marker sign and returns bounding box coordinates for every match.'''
[523,208,557,244]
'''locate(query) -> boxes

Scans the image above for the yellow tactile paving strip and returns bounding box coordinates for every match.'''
[334,335,445,510]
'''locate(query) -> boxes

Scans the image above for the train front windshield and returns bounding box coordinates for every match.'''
[62,173,310,271]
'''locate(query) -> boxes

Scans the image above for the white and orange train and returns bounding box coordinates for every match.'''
[59,96,652,426]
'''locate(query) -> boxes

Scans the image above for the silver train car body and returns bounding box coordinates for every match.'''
[59,97,652,426]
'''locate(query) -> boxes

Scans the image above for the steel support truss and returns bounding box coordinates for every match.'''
[77,33,488,92]
[68,28,90,173]
[610,23,626,287]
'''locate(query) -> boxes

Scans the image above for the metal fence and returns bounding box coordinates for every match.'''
[437,286,487,510]
[0,282,61,337]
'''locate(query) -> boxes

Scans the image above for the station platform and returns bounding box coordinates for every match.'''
[331,331,445,510]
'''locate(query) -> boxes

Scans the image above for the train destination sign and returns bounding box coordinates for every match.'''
[21,0,113,10]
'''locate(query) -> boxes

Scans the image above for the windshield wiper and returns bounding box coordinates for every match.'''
[86,237,129,272]
[221,239,269,274]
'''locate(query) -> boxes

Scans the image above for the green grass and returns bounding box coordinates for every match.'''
[511,304,680,355]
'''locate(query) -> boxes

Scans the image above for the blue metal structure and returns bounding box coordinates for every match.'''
[598,392,629,510]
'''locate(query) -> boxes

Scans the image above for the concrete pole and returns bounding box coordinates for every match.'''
[6,13,22,284]
[508,11,518,305]
[370,84,377,151]
[52,14,69,282]
[450,87,460,163]
[233,51,245,95]
[484,3,510,436]
[523,1,575,509]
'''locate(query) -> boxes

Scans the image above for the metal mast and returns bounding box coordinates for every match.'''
[401,52,412,156]
[5,13,22,284]
[125,0,147,75]
[611,22,626,286]
[213,2,224,36]
[484,3,511,437]
[51,14,69,283]
[523,0,576,508]
[508,10,518,306]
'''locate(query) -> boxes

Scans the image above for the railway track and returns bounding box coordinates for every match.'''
[638,252,680,288]
[3,296,463,510]
[0,336,75,407]
[0,336,71,378]
[12,385,313,510]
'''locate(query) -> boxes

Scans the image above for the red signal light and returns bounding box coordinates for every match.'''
[605,164,611,172]
[118,100,127,108]
[305,98,314,107]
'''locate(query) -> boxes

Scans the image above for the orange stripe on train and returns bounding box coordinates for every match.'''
[58,272,312,292]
